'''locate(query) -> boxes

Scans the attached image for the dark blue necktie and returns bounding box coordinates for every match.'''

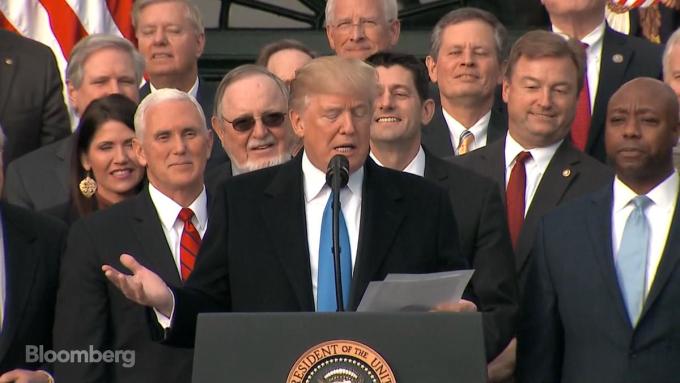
[317,192,352,311]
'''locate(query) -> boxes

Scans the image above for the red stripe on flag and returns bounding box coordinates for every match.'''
[0,11,19,33]
[38,0,88,59]
[107,0,136,44]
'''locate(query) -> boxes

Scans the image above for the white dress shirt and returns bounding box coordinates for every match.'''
[148,184,209,276]
[302,152,363,309]
[611,171,679,293]
[504,133,562,216]
[553,21,606,113]
[149,77,200,100]
[370,146,426,177]
[442,108,491,155]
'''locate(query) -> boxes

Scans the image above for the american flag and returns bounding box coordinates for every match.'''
[0,0,135,123]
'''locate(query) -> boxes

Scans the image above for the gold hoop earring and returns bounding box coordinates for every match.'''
[79,171,97,198]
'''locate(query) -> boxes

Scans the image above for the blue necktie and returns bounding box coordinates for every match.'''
[317,192,352,312]
[615,195,652,326]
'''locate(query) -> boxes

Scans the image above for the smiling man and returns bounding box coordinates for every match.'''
[457,30,612,382]
[367,52,517,364]
[518,78,680,382]
[133,0,226,170]
[423,8,508,158]
[205,65,298,192]
[325,0,400,60]
[100,56,469,348]
[53,89,212,382]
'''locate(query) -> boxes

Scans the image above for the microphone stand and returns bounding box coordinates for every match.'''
[331,174,344,312]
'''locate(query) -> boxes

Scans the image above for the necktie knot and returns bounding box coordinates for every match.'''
[514,151,532,165]
[631,195,652,211]
[178,208,195,223]
[457,130,475,155]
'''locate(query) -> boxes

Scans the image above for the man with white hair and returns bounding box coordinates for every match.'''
[325,0,400,60]
[205,65,299,193]
[53,89,212,382]
[133,0,227,170]
[661,27,680,169]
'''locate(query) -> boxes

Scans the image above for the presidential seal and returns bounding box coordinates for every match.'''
[287,340,396,383]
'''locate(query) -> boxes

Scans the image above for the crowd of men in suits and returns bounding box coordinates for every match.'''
[0,0,679,382]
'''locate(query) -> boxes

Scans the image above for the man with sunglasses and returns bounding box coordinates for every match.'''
[205,65,299,194]
[102,56,470,349]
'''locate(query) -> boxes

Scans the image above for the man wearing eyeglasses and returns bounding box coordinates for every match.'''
[205,65,299,194]
[325,0,400,60]
[101,56,470,349]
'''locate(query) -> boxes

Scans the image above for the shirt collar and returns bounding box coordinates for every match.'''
[302,151,364,202]
[149,76,200,99]
[148,183,208,232]
[552,21,605,52]
[369,146,426,177]
[504,132,563,169]
[442,108,491,145]
[613,170,679,213]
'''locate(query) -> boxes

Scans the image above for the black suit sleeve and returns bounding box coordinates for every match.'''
[39,46,70,146]
[3,161,32,209]
[53,219,111,382]
[470,184,518,361]
[437,186,469,272]
[517,219,563,383]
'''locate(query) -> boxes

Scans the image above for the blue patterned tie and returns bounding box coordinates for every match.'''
[317,192,352,311]
[615,195,652,326]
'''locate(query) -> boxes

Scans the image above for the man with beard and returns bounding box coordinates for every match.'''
[205,65,298,193]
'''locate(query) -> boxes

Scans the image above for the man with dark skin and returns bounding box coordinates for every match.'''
[518,77,680,382]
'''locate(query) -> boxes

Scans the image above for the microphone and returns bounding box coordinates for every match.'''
[326,155,350,191]
[325,155,350,311]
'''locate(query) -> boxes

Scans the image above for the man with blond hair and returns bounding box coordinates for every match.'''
[101,56,469,347]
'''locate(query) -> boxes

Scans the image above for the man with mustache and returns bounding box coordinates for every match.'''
[423,7,508,158]
[519,77,680,382]
[205,65,299,194]
[457,30,612,382]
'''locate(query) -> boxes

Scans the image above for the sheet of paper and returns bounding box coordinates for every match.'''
[356,270,474,312]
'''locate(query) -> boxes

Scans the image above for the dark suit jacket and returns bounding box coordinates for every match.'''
[164,155,468,346]
[518,185,680,383]
[585,26,663,162]
[0,203,66,374]
[204,159,232,199]
[423,151,517,361]
[3,136,72,216]
[422,94,507,159]
[53,188,194,383]
[0,30,70,165]
[140,80,229,171]
[456,137,613,289]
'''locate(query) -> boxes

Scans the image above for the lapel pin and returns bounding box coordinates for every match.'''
[4,58,12,65]
[562,169,571,177]
[612,54,624,64]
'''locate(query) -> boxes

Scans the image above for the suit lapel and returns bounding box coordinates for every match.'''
[517,142,581,272]
[350,160,405,309]
[0,208,39,361]
[640,191,680,321]
[422,108,455,158]
[423,150,447,185]
[487,96,508,144]
[480,138,507,203]
[260,156,315,310]
[589,27,632,152]
[131,189,183,287]
[586,187,633,326]
[0,48,17,118]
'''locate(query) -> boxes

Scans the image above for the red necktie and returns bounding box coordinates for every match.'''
[506,151,532,250]
[178,208,201,281]
[571,43,591,151]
